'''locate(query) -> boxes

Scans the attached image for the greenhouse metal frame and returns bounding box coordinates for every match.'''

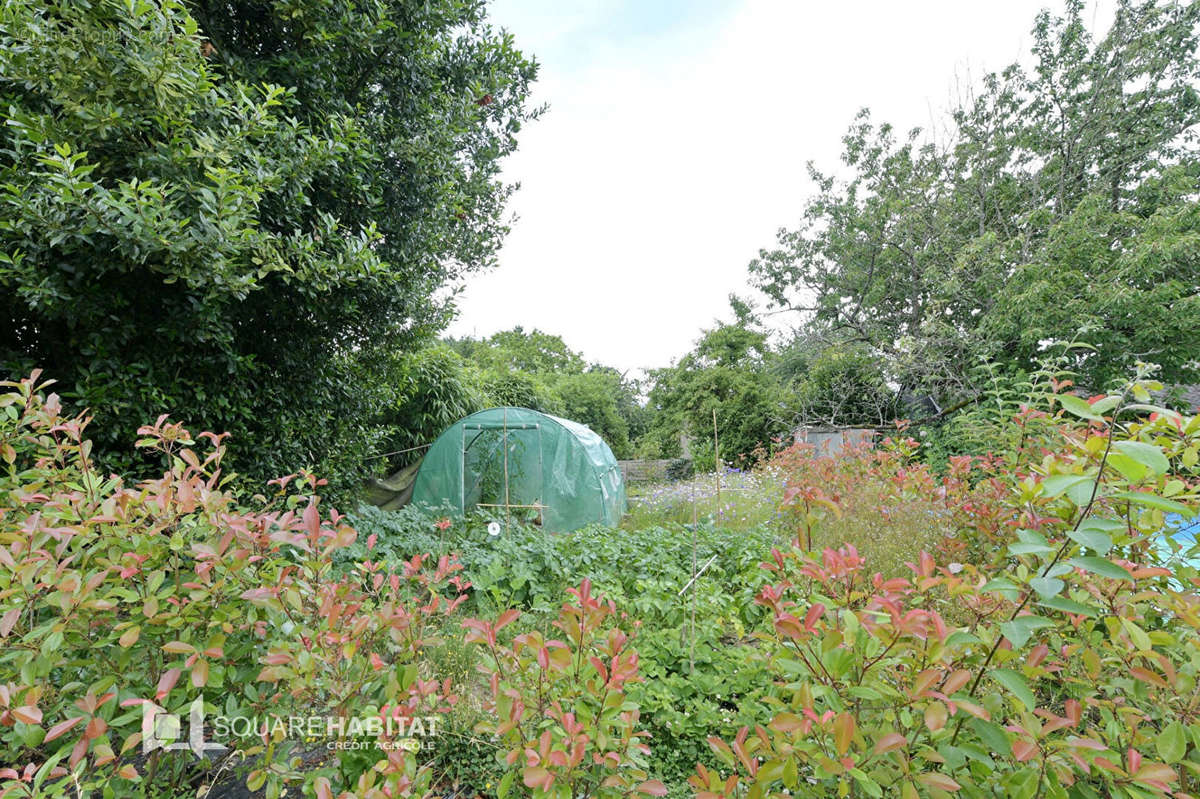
[410,407,626,532]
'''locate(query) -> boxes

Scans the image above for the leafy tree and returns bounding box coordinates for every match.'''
[646,320,793,468]
[981,184,1200,388]
[481,371,561,414]
[477,326,586,374]
[792,344,897,428]
[582,364,653,451]
[555,371,632,458]
[449,327,645,457]
[0,0,536,499]
[376,345,489,472]
[750,0,1200,400]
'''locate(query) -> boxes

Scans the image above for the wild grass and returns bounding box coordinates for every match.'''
[622,468,789,534]
[625,458,954,578]
[811,484,956,578]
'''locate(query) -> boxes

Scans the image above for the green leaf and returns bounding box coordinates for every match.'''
[971,718,1011,754]
[999,615,1054,648]
[757,759,786,783]
[1056,394,1103,421]
[851,769,883,798]
[991,668,1037,710]
[1111,491,1195,516]
[980,578,1021,600]
[1004,769,1041,799]
[1078,516,1123,532]
[1043,561,1075,578]
[399,663,419,690]
[247,770,267,792]
[1017,529,1050,547]
[1124,403,1181,421]
[1010,529,1054,556]
[1009,542,1055,556]
[1112,441,1170,477]
[1042,474,1092,498]
[1067,556,1133,582]
[1107,453,1148,483]
[498,769,515,799]
[848,685,884,700]
[1029,577,1064,599]
[1066,478,1097,507]
[1067,525,1113,556]
[1120,617,1152,652]
[1156,721,1187,763]
[946,630,982,647]
[30,748,70,793]
[1037,595,1099,617]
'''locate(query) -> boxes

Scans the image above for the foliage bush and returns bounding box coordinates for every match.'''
[790,343,898,428]
[347,506,781,791]
[0,0,537,501]
[375,345,490,473]
[770,434,1008,572]
[646,320,794,468]
[0,373,469,797]
[464,579,665,799]
[7,359,1200,798]
[666,459,695,482]
[916,354,1081,471]
[694,368,1200,798]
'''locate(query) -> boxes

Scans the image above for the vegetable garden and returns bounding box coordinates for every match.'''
[3,360,1200,798]
[3,0,1200,796]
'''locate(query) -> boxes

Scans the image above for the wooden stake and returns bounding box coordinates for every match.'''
[689,500,697,676]
[502,408,510,536]
[713,408,721,524]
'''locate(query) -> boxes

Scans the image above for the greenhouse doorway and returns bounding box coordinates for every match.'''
[461,416,546,524]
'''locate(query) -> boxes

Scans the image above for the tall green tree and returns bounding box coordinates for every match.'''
[0,0,536,497]
[751,0,1200,398]
[375,344,488,472]
[646,319,793,468]
[787,341,897,428]
[554,371,632,458]
[448,327,644,457]
[474,326,587,374]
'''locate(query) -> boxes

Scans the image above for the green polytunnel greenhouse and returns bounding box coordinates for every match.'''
[409,407,626,532]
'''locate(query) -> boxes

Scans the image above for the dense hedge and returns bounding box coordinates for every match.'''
[3,364,1200,798]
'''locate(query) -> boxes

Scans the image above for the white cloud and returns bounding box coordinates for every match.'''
[448,0,1115,374]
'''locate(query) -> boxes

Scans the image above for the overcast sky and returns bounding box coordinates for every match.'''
[445,0,1115,375]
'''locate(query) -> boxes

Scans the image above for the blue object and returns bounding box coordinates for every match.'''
[1154,513,1200,571]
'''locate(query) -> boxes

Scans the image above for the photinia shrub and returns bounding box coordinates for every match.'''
[694,369,1200,798]
[7,362,1200,798]
[464,578,667,799]
[772,429,1015,570]
[0,372,467,798]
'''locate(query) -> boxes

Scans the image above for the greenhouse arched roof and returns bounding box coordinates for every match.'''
[410,407,625,532]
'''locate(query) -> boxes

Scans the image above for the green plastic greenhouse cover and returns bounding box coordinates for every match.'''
[410,407,626,532]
